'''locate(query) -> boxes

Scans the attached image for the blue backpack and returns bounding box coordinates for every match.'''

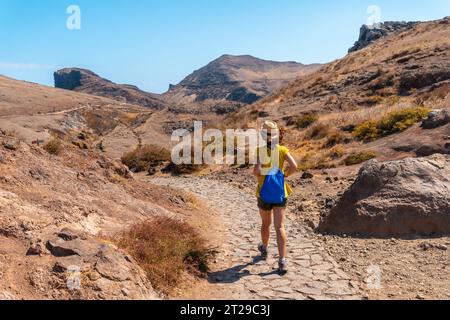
[260,166,286,204]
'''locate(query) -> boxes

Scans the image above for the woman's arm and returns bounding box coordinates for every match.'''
[253,158,262,177]
[284,153,298,178]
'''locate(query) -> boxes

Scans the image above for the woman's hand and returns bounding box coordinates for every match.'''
[253,164,262,177]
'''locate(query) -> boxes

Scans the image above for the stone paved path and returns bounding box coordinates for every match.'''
[148,176,361,300]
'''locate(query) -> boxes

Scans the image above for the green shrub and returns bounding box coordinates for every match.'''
[43,139,63,155]
[353,107,431,142]
[121,145,171,172]
[343,151,377,166]
[353,120,380,142]
[378,106,430,135]
[295,113,319,129]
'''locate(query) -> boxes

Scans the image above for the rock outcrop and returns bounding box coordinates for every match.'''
[422,109,450,129]
[46,229,158,300]
[318,155,450,237]
[349,21,419,52]
[54,68,165,110]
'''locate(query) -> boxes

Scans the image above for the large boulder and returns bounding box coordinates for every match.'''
[46,229,159,300]
[318,155,450,237]
[422,109,450,129]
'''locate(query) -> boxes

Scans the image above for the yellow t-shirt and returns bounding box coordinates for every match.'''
[256,144,293,199]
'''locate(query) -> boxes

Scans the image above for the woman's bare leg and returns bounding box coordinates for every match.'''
[273,207,287,260]
[259,209,272,249]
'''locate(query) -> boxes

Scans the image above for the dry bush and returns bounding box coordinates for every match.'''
[121,145,171,173]
[164,163,207,175]
[343,151,377,166]
[43,139,63,155]
[114,217,210,295]
[295,113,319,129]
[328,145,346,160]
[325,130,351,148]
[84,110,120,134]
[362,95,384,106]
[306,123,331,139]
[296,149,335,171]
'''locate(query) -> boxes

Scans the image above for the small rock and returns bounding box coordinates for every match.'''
[3,140,17,151]
[436,244,448,251]
[325,198,336,209]
[57,228,80,241]
[301,171,314,180]
[305,219,317,230]
[27,242,45,256]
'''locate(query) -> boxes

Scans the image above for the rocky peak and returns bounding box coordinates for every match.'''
[54,68,165,110]
[165,54,321,105]
[349,21,419,53]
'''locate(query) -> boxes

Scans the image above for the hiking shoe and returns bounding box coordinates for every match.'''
[258,244,268,259]
[278,259,288,275]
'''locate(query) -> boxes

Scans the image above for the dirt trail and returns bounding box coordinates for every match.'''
[147,176,362,300]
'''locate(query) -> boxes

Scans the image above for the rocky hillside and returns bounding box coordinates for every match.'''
[54,68,166,110]
[349,21,419,52]
[0,74,218,299]
[0,74,177,159]
[164,54,321,112]
[224,17,449,169]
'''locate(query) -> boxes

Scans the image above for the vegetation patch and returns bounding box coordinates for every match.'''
[295,113,319,129]
[43,139,63,155]
[306,123,330,139]
[114,217,210,296]
[121,144,171,173]
[353,106,431,142]
[343,151,377,166]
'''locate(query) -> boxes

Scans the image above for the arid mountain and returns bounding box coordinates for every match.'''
[0,74,171,159]
[163,54,321,112]
[225,18,449,166]
[54,68,166,110]
[1,16,450,301]
[0,74,219,300]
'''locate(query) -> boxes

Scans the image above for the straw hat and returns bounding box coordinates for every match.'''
[260,120,280,141]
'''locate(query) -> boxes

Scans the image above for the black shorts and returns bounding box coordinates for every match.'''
[257,198,288,211]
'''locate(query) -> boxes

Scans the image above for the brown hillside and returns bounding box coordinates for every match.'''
[224,17,450,169]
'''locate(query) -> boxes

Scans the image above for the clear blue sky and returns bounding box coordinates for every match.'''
[0,0,448,93]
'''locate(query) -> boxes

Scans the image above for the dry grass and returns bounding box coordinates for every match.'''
[343,151,377,166]
[294,113,319,129]
[114,217,210,296]
[306,123,331,140]
[314,101,417,130]
[121,144,171,173]
[353,106,431,142]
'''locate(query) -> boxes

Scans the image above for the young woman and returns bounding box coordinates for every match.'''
[253,120,298,274]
